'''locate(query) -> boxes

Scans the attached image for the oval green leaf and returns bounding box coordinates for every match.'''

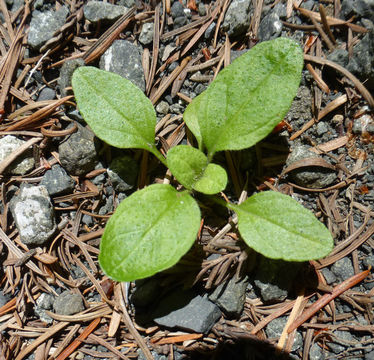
[167,145,227,194]
[229,191,333,261]
[72,66,156,151]
[99,184,201,281]
[184,38,303,156]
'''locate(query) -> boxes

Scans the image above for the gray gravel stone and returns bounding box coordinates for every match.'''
[58,58,85,97]
[309,342,332,359]
[84,1,129,23]
[341,0,374,22]
[222,0,252,37]
[331,257,355,282]
[156,101,170,115]
[254,258,302,302]
[0,290,9,308]
[170,1,185,18]
[37,87,56,101]
[347,31,374,89]
[139,22,154,45]
[321,268,337,285]
[58,123,99,176]
[327,48,349,67]
[209,276,248,317]
[0,135,34,175]
[40,164,75,196]
[53,290,85,315]
[266,317,303,351]
[28,6,69,50]
[328,330,356,354]
[258,12,283,41]
[99,40,145,92]
[286,85,313,123]
[107,155,138,192]
[366,350,374,360]
[34,293,54,324]
[153,290,221,333]
[285,145,337,188]
[10,184,56,246]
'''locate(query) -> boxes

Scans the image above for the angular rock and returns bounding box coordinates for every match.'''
[341,0,374,22]
[258,12,283,41]
[99,40,145,91]
[34,293,54,324]
[28,6,69,50]
[58,123,99,176]
[222,0,252,38]
[266,317,303,351]
[139,22,154,45]
[331,257,355,282]
[285,145,337,189]
[10,184,56,246]
[53,290,85,315]
[58,58,85,97]
[209,276,248,317]
[347,31,374,89]
[327,48,349,68]
[84,1,129,24]
[40,164,75,196]
[170,1,185,18]
[37,87,56,101]
[153,290,221,333]
[107,155,139,192]
[254,258,303,302]
[0,135,34,175]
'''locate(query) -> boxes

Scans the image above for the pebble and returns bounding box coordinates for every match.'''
[321,268,337,285]
[40,164,75,196]
[285,145,337,189]
[0,290,9,307]
[83,1,128,23]
[209,276,248,317]
[58,58,85,97]
[10,184,56,246]
[153,289,221,333]
[170,1,185,18]
[258,13,283,41]
[34,293,54,324]
[58,123,99,176]
[155,101,170,115]
[107,155,139,192]
[0,135,34,175]
[331,257,355,282]
[328,330,356,354]
[53,290,85,315]
[316,121,329,136]
[139,22,154,45]
[222,0,252,37]
[99,40,145,92]
[27,6,69,50]
[327,48,349,67]
[37,87,56,101]
[266,317,303,351]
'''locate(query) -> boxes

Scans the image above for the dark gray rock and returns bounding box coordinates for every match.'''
[266,317,303,351]
[137,350,167,360]
[258,12,283,41]
[222,0,252,37]
[153,290,221,333]
[174,16,188,28]
[321,268,337,285]
[53,290,85,315]
[0,290,9,308]
[84,1,129,23]
[10,184,56,246]
[347,31,374,89]
[34,293,54,324]
[170,1,185,18]
[327,48,349,67]
[82,214,94,227]
[209,276,248,317]
[204,22,216,40]
[0,135,34,175]
[363,254,374,268]
[341,0,374,22]
[58,58,85,97]
[286,85,313,124]
[40,164,75,196]
[285,145,337,188]
[328,330,356,354]
[58,123,99,176]
[27,6,69,50]
[331,257,355,281]
[37,87,56,101]
[254,258,302,302]
[273,2,287,18]
[139,22,154,45]
[366,350,374,360]
[107,155,139,192]
[99,40,145,91]
[98,195,113,215]
[131,279,161,307]
[309,342,333,359]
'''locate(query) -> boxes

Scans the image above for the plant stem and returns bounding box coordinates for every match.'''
[148,145,168,167]
[209,194,236,211]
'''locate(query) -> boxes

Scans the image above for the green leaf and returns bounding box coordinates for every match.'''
[72,66,156,151]
[229,191,333,261]
[99,184,201,281]
[167,145,227,194]
[184,38,303,156]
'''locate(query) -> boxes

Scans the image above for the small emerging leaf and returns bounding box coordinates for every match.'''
[184,37,303,156]
[167,145,227,194]
[229,191,333,261]
[99,184,201,281]
[72,66,156,151]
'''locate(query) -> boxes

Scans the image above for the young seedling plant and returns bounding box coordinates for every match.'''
[72,37,333,282]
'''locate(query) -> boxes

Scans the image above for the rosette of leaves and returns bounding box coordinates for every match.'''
[72,38,333,282]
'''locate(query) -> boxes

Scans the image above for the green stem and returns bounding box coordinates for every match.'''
[148,145,168,167]
[209,194,236,211]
